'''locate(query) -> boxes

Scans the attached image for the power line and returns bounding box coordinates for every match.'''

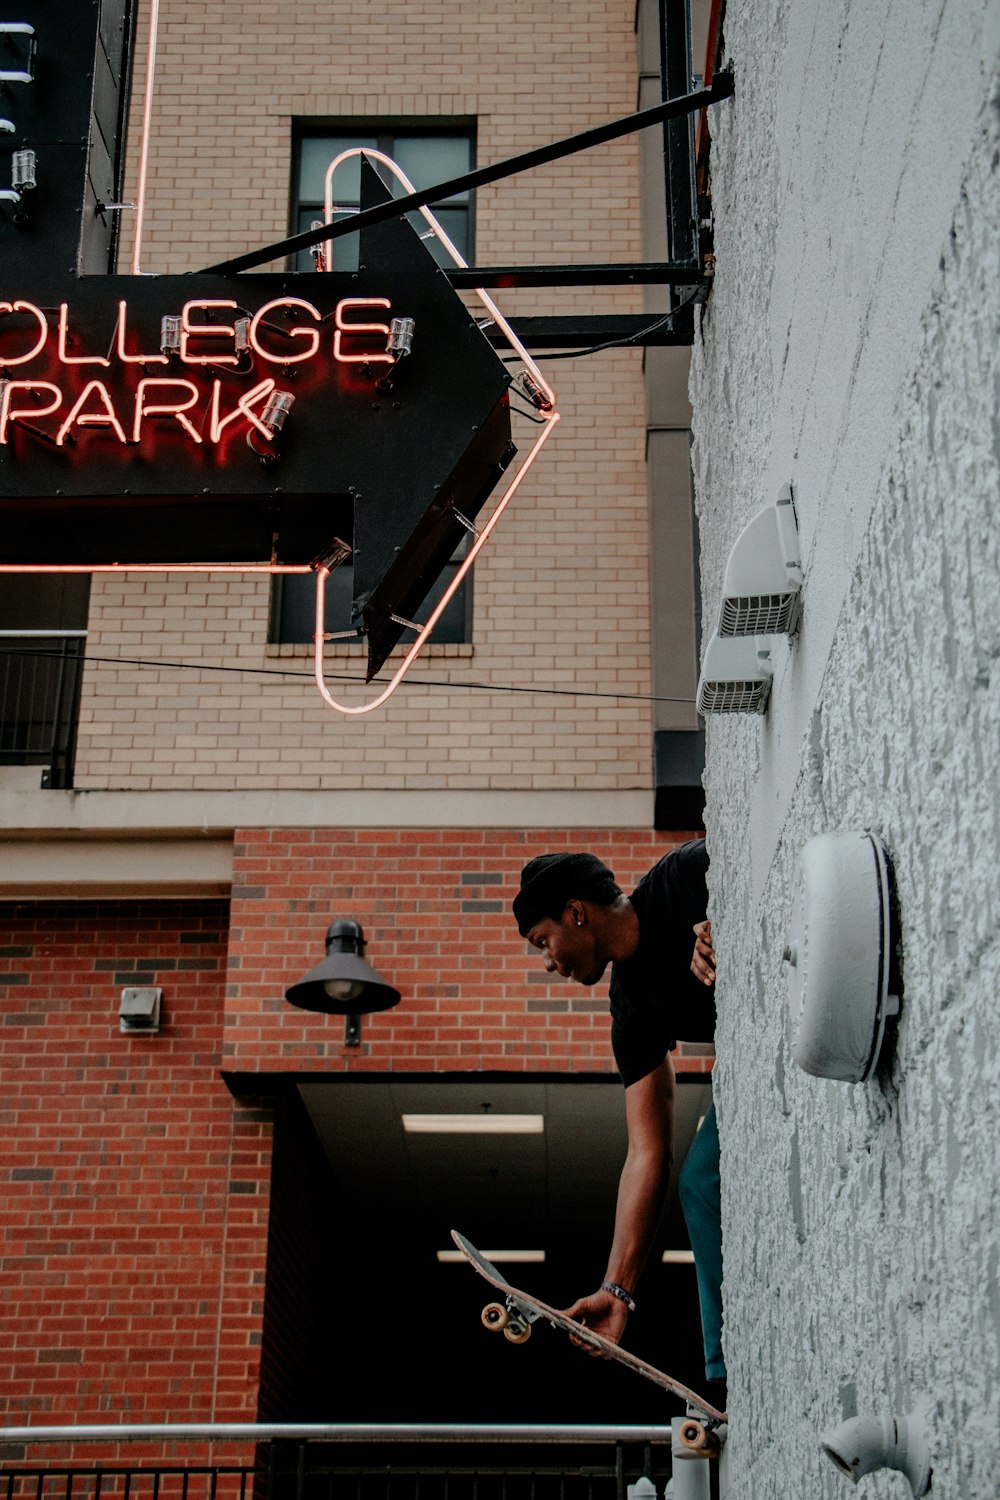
[0,645,695,707]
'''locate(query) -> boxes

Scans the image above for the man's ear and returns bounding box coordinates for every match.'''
[564,899,585,927]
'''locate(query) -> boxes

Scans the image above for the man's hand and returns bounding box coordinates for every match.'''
[691,919,716,986]
[562,1288,630,1354]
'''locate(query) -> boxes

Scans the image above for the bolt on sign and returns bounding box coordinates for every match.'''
[0,1,558,703]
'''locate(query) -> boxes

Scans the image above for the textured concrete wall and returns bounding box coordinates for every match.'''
[690,0,999,1494]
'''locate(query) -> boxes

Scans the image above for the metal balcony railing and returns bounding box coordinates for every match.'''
[0,630,86,788]
[0,1424,674,1500]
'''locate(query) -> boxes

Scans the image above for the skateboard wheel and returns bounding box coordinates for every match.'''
[503,1320,532,1344]
[678,1421,720,1457]
[482,1302,509,1332]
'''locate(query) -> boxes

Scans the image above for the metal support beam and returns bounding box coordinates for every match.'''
[199,75,734,276]
[486,313,698,351]
[445,263,708,289]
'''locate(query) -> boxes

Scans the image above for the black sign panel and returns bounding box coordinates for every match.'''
[0,5,515,678]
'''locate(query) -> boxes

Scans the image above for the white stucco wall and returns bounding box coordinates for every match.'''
[689,1,999,1494]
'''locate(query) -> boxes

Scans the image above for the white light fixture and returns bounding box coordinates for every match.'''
[386,316,415,360]
[160,314,182,353]
[11,147,34,191]
[437,1248,545,1263]
[661,1250,696,1264]
[401,1113,544,1134]
[260,388,294,434]
[696,632,773,715]
[718,484,803,637]
[119,986,162,1034]
[784,831,899,1082]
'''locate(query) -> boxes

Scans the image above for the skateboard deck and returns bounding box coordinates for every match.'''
[451,1230,728,1425]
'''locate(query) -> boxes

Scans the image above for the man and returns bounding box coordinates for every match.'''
[511,840,724,1401]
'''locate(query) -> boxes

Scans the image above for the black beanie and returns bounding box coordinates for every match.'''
[512,852,620,937]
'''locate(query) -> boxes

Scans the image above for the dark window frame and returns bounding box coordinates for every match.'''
[270,120,479,649]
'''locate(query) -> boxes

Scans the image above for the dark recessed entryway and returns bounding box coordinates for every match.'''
[255,1073,713,1429]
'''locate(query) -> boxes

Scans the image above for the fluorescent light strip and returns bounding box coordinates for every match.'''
[402,1113,544,1134]
[438,1249,545,1264]
[661,1250,696,1264]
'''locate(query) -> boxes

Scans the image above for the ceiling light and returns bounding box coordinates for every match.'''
[661,1250,695,1264]
[401,1113,544,1134]
[437,1248,545,1263]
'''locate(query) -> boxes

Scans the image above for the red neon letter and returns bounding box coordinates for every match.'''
[249,297,321,364]
[180,299,240,365]
[333,297,393,364]
[132,379,203,443]
[207,377,277,442]
[0,301,48,366]
[55,381,128,446]
[57,303,110,368]
[0,380,61,442]
[115,300,168,365]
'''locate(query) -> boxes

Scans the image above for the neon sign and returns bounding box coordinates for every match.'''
[0,153,560,718]
[0,297,403,448]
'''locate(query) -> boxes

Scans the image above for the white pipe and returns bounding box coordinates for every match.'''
[131,0,161,274]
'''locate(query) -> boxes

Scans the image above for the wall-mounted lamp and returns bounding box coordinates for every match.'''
[11,147,34,191]
[386,316,415,360]
[821,1410,931,1495]
[284,918,401,1046]
[696,632,773,715]
[119,985,162,1034]
[718,484,803,637]
[784,831,898,1082]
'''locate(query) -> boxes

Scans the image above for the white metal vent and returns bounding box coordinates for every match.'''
[718,485,803,638]
[696,633,773,715]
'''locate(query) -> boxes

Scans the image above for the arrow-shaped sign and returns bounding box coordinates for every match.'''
[0,3,558,697]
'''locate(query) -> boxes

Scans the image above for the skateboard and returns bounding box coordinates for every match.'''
[451,1229,728,1445]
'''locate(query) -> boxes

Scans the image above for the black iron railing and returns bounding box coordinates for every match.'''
[0,631,86,789]
[0,1425,673,1500]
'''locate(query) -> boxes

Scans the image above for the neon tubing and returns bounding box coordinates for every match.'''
[313,411,559,716]
[307,150,560,713]
[132,0,160,275]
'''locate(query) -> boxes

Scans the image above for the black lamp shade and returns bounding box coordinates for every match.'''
[283,919,401,1016]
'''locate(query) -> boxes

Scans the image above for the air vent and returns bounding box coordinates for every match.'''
[696,633,773,715]
[718,485,802,637]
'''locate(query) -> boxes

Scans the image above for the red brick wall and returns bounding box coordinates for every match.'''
[225,828,713,1075]
[0,899,269,1451]
[1,828,710,1459]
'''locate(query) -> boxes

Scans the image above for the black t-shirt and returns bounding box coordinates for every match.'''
[609,839,715,1087]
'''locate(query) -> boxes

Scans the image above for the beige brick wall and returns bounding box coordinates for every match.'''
[76,1,653,792]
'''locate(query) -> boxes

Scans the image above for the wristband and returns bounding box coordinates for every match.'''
[602,1280,636,1313]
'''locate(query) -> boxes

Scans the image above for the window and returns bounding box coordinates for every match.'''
[270,533,472,647]
[0,575,89,788]
[271,123,477,647]
[291,123,475,272]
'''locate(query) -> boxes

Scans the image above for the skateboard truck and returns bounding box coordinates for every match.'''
[481,1294,542,1345]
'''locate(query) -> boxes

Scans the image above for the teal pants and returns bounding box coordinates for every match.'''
[678,1102,726,1381]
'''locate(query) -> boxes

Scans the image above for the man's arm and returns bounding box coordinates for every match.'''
[563,1054,676,1346]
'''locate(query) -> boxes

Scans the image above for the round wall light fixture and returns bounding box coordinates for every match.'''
[784,830,899,1082]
